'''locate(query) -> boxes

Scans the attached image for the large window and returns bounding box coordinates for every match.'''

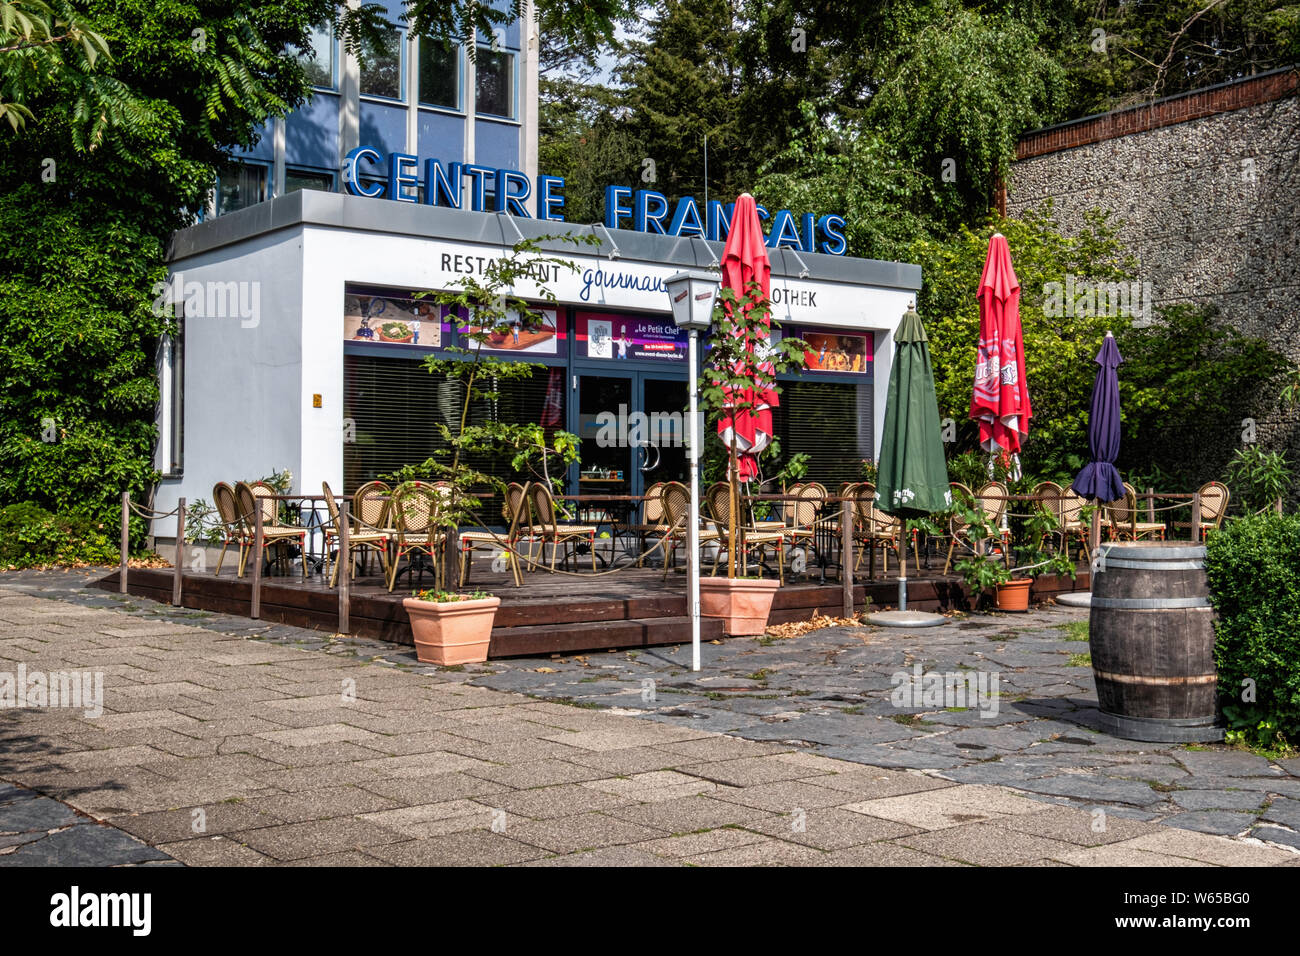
[344,356,564,495]
[300,25,335,89]
[419,38,459,109]
[215,162,267,215]
[360,26,404,99]
[770,379,874,486]
[475,48,515,118]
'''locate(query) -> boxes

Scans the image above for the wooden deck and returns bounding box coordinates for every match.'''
[97,561,1090,658]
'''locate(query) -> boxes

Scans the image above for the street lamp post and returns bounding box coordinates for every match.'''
[665,270,719,672]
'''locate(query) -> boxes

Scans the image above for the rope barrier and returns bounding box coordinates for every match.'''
[127,501,181,520]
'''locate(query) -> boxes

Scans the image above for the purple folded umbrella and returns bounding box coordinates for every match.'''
[1072,333,1125,503]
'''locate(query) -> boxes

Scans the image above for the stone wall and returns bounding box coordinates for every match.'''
[1007,68,1300,487]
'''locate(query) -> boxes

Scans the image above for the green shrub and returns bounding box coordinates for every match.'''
[1204,514,1300,750]
[1224,446,1292,514]
[0,502,120,569]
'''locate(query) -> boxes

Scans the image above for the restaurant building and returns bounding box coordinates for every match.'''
[150,3,923,519]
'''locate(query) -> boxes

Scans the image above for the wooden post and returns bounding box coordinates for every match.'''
[1146,487,1155,524]
[251,508,264,619]
[119,491,130,594]
[338,500,350,635]
[1190,491,1201,541]
[172,497,186,606]
[840,499,853,618]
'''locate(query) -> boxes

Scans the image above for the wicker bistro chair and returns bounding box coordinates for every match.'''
[1029,481,1063,551]
[852,483,902,577]
[629,481,667,567]
[211,482,247,577]
[1108,482,1167,541]
[385,481,448,592]
[941,481,1010,574]
[353,481,395,533]
[528,483,599,573]
[1173,481,1231,540]
[645,482,688,573]
[704,483,783,584]
[231,481,307,579]
[822,482,860,538]
[781,482,827,568]
[320,481,390,587]
[751,482,800,533]
[250,481,283,526]
[1056,487,1092,559]
[457,482,532,588]
[351,480,396,575]
[651,481,721,580]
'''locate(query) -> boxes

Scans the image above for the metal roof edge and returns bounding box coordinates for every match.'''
[167,191,923,291]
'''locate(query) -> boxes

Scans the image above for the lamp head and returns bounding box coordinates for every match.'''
[665,270,720,331]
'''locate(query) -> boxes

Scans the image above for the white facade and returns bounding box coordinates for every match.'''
[154,191,922,522]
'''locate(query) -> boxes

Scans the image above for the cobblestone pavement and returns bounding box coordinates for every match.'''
[1,570,1297,867]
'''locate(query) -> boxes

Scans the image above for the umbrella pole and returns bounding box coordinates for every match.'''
[898,523,908,612]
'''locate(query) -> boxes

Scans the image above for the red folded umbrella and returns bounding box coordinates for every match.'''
[717,193,776,482]
[970,233,1031,457]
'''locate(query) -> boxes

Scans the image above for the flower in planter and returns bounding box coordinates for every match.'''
[411,589,492,603]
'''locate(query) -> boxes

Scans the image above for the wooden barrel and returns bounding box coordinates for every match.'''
[1088,542,1223,742]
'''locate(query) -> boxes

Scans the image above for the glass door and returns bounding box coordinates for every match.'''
[574,373,633,494]
[637,374,689,496]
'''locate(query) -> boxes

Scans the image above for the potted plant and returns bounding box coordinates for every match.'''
[403,589,500,665]
[954,550,1017,609]
[951,500,1024,610]
[1012,547,1079,605]
[697,278,808,635]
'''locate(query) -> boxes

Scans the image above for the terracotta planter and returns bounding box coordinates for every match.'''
[699,577,780,636]
[994,578,1033,612]
[402,595,500,665]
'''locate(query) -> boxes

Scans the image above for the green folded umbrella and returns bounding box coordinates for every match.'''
[877,306,951,519]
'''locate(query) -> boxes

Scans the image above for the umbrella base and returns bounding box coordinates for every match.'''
[1056,591,1092,608]
[866,610,946,628]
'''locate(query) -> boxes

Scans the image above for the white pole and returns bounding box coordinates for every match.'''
[688,328,702,672]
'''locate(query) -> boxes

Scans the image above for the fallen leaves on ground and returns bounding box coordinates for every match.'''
[764,612,864,639]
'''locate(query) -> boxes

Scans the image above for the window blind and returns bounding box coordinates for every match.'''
[343,355,564,493]
[772,379,874,486]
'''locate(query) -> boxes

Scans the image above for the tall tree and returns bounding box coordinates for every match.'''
[621,0,742,203]
[1,0,637,525]
[1069,0,1300,113]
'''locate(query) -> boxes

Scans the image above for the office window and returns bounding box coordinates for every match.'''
[300,25,335,89]
[475,48,515,118]
[216,162,267,214]
[360,26,403,99]
[419,37,459,109]
[286,169,335,193]
[160,318,184,476]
